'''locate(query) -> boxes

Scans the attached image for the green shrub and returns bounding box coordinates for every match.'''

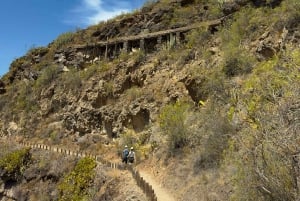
[27,46,48,56]
[58,157,96,201]
[196,106,234,170]
[223,53,254,77]
[170,6,198,27]
[276,0,300,23]
[48,129,63,145]
[131,49,146,64]
[103,81,114,97]
[80,64,98,80]
[52,32,75,50]
[159,101,190,152]
[120,129,139,150]
[0,148,31,179]
[186,26,211,50]
[10,56,29,70]
[118,51,130,61]
[60,69,82,92]
[14,81,39,113]
[32,60,51,71]
[225,46,300,200]
[81,61,111,80]
[125,86,143,101]
[191,70,230,103]
[228,107,299,201]
[203,0,223,19]
[240,56,291,118]
[35,65,59,89]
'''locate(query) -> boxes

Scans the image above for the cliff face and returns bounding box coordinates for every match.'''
[0,0,223,142]
[0,0,300,200]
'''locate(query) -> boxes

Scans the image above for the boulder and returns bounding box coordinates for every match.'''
[7,122,19,136]
[255,28,288,60]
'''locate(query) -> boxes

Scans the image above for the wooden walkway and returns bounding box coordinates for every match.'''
[54,16,230,66]
[73,18,222,50]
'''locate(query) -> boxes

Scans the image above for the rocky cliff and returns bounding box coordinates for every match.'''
[0,0,300,200]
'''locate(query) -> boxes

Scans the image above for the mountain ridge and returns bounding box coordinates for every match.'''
[0,0,300,200]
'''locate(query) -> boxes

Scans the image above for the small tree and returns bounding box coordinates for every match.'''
[159,101,190,152]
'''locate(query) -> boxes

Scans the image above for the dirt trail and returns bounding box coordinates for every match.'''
[139,170,176,201]
[5,137,175,201]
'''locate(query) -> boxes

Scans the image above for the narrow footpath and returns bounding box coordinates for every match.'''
[138,170,176,201]
[2,137,177,201]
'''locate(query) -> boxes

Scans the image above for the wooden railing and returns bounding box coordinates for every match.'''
[20,142,157,201]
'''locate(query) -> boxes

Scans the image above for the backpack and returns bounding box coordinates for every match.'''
[128,151,135,163]
[123,149,129,159]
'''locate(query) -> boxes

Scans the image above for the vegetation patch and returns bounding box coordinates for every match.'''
[159,101,190,153]
[58,157,97,201]
[52,32,75,50]
[0,148,31,180]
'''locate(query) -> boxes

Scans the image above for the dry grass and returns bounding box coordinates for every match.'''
[107,169,122,179]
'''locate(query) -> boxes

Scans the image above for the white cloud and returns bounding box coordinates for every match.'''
[87,9,127,25]
[84,0,101,9]
[69,0,130,26]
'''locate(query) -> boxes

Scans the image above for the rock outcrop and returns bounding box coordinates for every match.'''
[0,80,5,94]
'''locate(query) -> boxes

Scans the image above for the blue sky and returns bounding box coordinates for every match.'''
[0,0,147,77]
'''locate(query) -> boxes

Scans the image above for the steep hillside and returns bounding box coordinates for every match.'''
[0,0,300,200]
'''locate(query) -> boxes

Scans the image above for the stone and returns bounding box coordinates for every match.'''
[7,122,19,136]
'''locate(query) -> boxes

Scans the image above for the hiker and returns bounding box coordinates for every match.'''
[122,145,129,164]
[128,147,135,163]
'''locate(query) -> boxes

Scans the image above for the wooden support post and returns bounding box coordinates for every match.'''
[99,46,102,58]
[140,38,145,52]
[176,32,181,45]
[157,36,162,44]
[105,37,108,59]
[113,43,117,57]
[123,41,128,53]
[169,33,175,49]
[156,36,162,50]
[105,43,108,59]
[94,45,98,58]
